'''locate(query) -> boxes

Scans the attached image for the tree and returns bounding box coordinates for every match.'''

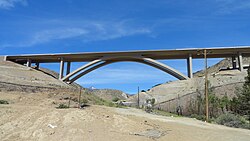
[207,81,219,117]
[219,93,230,113]
[196,89,204,115]
[208,92,219,117]
[238,65,250,120]
[229,97,239,113]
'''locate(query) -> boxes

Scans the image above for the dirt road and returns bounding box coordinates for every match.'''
[0,93,250,141]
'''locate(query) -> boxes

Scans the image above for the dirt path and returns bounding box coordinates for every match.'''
[0,94,250,141]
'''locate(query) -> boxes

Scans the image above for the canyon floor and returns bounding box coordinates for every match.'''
[0,92,250,141]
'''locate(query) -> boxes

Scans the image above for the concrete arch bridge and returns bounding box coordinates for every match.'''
[5,47,250,84]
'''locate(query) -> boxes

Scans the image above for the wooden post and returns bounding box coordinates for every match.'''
[137,86,140,108]
[204,49,209,122]
[78,88,82,108]
[68,97,71,108]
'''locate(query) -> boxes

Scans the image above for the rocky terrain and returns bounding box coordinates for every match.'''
[90,89,129,102]
[128,57,250,115]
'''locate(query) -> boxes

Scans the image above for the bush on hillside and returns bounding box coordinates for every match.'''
[215,113,250,129]
[0,100,9,104]
[190,114,206,121]
[237,65,250,120]
[81,99,88,104]
[112,97,120,102]
[57,103,69,109]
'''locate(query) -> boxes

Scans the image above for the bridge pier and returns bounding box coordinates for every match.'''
[35,62,40,69]
[26,59,31,67]
[238,52,243,71]
[66,62,71,75]
[59,58,64,80]
[65,62,71,81]
[232,56,237,69]
[187,54,193,78]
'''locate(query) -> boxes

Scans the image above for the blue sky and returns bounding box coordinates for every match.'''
[0,0,250,94]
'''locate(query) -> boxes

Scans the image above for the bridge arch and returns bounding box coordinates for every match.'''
[61,56,189,84]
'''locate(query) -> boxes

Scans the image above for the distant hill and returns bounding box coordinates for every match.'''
[89,89,129,102]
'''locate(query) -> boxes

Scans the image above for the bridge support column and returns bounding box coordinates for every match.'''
[66,62,71,75]
[232,56,237,69]
[59,58,64,80]
[238,53,243,71]
[35,63,40,69]
[65,62,71,81]
[26,59,31,67]
[187,54,193,78]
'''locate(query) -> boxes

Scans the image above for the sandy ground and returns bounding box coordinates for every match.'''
[0,92,250,141]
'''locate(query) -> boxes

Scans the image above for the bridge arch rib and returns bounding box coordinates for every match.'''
[61,56,189,84]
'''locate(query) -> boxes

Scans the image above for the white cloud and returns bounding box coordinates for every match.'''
[215,0,250,14]
[0,20,151,48]
[28,28,88,46]
[0,0,27,9]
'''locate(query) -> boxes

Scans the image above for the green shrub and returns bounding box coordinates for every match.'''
[81,99,88,104]
[108,102,115,107]
[215,113,250,129]
[112,97,120,102]
[0,100,9,104]
[57,103,69,109]
[190,114,206,121]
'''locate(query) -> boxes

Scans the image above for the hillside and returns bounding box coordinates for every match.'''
[90,89,129,102]
[1,57,250,141]
[128,57,250,115]
[0,57,126,104]
[194,57,250,77]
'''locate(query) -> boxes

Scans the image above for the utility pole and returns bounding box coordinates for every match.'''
[197,49,210,122]
[78,87,82,108]
[137,86,140,108]
[204,49,209,122]
[68,97,71,108]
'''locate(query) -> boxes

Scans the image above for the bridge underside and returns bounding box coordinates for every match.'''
[5,47,250,83]
[61,56,189,84]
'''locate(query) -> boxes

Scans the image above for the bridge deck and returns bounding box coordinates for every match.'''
[5,46,250,63]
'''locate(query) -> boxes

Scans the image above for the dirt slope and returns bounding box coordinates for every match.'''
[1,93,250,141]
